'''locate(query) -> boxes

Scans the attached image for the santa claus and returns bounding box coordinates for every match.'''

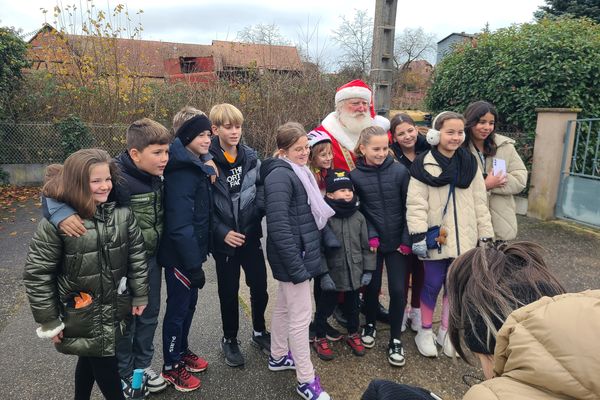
[313,79,377,171]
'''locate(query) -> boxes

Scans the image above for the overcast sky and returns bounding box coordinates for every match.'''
[1,0,544,66]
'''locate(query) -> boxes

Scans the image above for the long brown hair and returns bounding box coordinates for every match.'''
[463,101,499,156]
[446,241,565,362]
[43,148,120,218]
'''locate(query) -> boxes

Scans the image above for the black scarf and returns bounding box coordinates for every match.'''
[324,195,358,218]
[410,147,478,188]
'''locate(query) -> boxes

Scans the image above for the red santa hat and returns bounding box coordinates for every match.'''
[334,79,376,118]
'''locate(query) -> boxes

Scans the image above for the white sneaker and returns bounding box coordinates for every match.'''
[361,324,376,348]
[144,367,167,393]
[415,328,438,357]
[401,307,410,332]
[409,308,421,332]
[436,327,459,358]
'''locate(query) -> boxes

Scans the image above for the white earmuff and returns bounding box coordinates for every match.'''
[427,111,455,146]
[426,128,440,146]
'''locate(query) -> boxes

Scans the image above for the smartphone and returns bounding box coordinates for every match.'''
[493,158,506,176]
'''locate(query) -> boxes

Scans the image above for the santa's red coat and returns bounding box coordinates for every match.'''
[313,124,357,172]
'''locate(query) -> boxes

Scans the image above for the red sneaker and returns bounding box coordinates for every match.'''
[181,350,209,372]
[161,364,201,392]
[346,333,366,356]
[312,337,334,361]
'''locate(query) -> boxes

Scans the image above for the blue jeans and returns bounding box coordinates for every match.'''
[116,256,162,378]
[162,266,199,366]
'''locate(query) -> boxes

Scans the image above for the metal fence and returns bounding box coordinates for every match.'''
[0,122,128,164]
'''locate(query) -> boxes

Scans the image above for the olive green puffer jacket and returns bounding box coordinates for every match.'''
[23,202,148,357]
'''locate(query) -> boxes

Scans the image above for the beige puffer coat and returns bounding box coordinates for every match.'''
[406,151,493,260]
[469,134,527,241]
[464,290,600,399]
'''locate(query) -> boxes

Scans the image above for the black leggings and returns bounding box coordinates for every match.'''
[74,355,125,400]
[364,251,408,341]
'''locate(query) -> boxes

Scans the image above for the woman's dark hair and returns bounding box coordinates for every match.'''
[463,100,499,157]
[390,113,416,137]
[446,241,565,363]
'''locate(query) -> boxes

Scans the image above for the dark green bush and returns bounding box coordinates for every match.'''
[56,115,92,158]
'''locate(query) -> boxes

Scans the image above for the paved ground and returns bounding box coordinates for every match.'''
[1,198,599,400]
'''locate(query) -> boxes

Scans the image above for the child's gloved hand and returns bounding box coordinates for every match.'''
[368,237,380,253]
[320,273,337,291]
[412,239,428,258]
[360,272,372,286]
[397,244,412,255]
[188,267,206,289]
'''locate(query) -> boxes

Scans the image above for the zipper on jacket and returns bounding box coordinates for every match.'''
[376,168,391,246]
[452,189,460,256]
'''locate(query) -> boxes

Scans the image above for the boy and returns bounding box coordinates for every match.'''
[208,103,270,367]
[312,169,376,361]
[45,118,171,396]
[158,113,214,392]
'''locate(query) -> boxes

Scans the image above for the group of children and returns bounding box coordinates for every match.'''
[23,99,527,400]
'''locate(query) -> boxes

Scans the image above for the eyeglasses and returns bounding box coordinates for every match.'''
[435,227,448,245]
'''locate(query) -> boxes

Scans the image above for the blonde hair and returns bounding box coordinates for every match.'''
[44,164,63,185]
[43,149,120,219]
[209,103,244,127]
[126,118,170,151]
[172,106,206,135]
[353,125,388,158]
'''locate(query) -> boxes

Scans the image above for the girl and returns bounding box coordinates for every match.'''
[447,242,597,399]
[307,129,334,194]
[389,113,430,333]
[262,122,332,400]
[307,129,344,342]
[407,111,493,358]
[463,101,528,242]
[23,148,148,400]
[349,125,411,367]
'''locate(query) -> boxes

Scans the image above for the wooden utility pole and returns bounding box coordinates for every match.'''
[369,0,398,117]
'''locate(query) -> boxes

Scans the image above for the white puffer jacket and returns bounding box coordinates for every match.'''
[406,151,493,260]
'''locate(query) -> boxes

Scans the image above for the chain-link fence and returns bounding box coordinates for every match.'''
[0,122,128,164]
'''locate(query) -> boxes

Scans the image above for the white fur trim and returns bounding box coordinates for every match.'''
[37,322,65,339]
[322,112,368,152]
[373,115,390,131]
[335,86,371,105]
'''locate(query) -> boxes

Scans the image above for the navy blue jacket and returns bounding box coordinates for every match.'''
[261,158,323,283]
[158,138,214,271]
[349,155,411,253]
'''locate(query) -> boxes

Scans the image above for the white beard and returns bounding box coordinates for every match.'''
[339,111,373,137]
[321,111,374,152]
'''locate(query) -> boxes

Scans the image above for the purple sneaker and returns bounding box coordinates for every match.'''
[268,351,296,371]
[297,375,331,400]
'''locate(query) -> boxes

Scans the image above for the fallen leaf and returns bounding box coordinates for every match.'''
[9,231,17,236]
[30,218,37,222]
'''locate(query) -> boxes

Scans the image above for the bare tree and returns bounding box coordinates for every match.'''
[295,16,332,71]
[236,23,291,46]
[394,27,436,70]
[331,9,373,75]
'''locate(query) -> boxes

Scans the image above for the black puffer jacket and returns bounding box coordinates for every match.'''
[350,155,411,253]
[261,158,324,283]
[210,138,263,256]
[391,134,431,169]
[158,138,214,271]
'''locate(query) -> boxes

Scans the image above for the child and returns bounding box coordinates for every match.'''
[312,169,376,361]
[208,103,270,367]
[307,129,344,342]
[349,126,412,367]
[307,129,333,193]
[23,148,148,400]
[389,113,430,333]
[113,119,170,394]
[463,101,528,242]
[158,114,215,392]
[407,111,493,358]
[261,122,331,400]
[41,119,172,395]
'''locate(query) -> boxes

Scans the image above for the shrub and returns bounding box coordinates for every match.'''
[427,17,600,134]
[56,115,92,158]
